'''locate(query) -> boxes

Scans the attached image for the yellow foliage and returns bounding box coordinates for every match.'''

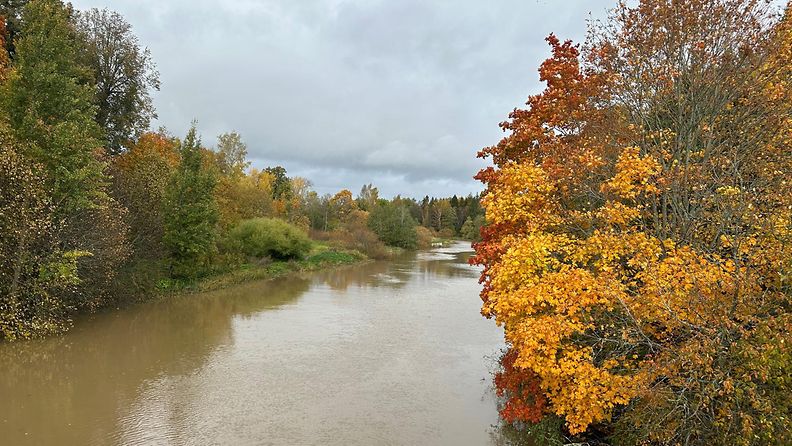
[475,11,792,438]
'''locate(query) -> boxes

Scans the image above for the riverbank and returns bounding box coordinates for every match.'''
[155,245,369,295]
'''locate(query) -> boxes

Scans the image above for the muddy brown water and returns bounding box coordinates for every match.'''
[0,243,507,445]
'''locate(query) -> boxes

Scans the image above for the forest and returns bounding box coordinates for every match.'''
[0,0,485,341]
[474,0,792,444]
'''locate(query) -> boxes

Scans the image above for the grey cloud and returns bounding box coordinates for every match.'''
[71,0,614,197]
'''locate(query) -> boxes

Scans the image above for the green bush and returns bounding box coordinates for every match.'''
[367,202,418,249]
[226,218,312,260]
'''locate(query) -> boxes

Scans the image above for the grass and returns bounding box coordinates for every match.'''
[430,237,458,247]
[155,243,367,294]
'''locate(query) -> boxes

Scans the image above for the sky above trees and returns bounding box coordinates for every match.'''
[67,0,616,197]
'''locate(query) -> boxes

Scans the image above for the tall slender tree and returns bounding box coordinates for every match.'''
[162,124,218,278]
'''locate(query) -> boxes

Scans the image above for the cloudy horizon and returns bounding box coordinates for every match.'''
[70,0,614,198]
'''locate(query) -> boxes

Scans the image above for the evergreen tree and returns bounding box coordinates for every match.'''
[162,125,218,278]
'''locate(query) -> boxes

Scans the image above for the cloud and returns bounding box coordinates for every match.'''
[70,0,614,197]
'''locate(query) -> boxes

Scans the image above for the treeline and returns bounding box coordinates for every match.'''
[304,187,485,250]
[0,0,482,341]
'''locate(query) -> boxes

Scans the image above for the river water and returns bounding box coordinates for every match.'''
[0,242,506,445]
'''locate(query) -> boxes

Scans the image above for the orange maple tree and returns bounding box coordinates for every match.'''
[474,1,792,444]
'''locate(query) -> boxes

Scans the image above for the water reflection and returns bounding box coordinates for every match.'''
[0,277,311,445]
[313,243,478,292]
[0,242,504,446]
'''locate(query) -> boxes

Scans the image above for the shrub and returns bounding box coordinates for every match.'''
[438,228,456,239]
[310,221,389,260]
[416,226,434,249]
[226,218,312,260]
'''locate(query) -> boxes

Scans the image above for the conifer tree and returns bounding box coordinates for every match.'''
[162,125,218,278]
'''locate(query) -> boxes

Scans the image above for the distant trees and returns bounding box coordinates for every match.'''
[460,215,485,241]
[412,195,484,239]
[76,8,159,154]
[357,183,379,211]
[430,199,456,235]
[214,131,249,176]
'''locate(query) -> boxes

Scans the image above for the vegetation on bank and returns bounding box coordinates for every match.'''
[0,0,484,342]
[156,244,365,295]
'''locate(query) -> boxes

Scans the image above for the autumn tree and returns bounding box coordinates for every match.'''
[474,1,792,444]
[0,130,83,340]
[214,131,249,176]
[1,0,129,311]
[330,189,357,224]
[0,19,9,81]
[211,131,271,229]
[76,8,159,154]
[430,199,456,234]
[111,130,180,259]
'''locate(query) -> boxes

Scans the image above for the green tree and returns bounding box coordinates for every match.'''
[460,215,485,241]
[265,165,292,200]
[162,125,218,278]
[76,8,159,154]
[1,0,105,215]
[1,0,130,311]
[305,191,331,231]
[368,202,418,249]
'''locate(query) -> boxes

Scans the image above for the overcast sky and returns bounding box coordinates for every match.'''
[70,0,614,198]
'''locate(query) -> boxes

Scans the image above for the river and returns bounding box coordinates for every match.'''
[0,242,507,445]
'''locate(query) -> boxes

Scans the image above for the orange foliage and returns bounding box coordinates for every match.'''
[475,1,792,443]
[494,349,547,424]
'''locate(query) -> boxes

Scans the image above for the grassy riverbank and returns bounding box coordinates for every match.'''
[154,244,368,295]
